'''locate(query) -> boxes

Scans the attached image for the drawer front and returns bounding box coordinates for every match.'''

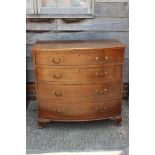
[37,81,121,101]
[35,49,124,66]
[39,99,121,120]
[36,65,122,83]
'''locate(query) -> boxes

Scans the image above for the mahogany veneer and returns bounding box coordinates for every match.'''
[32,40,126,128]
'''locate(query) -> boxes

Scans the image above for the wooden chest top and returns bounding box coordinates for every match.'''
[32,40,126,51]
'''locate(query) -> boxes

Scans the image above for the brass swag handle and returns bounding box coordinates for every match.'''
[53,57,64,64]
[49,57,64,64]
[96,56,109,63]
[96,71,108,77]
[51,108,65,114]
[95,88,108,94]
[96,106,107,112]
[53,90,63,97]
[53,73,62,79]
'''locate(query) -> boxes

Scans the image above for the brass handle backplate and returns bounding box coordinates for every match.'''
[96,106,107,112]
[95,88,108,94]
[53,73,62,79]
[96,71,108,77]
[49,57,64,64]
[96,56,109,63]
[53,90,63,96]
[51,108,65,114]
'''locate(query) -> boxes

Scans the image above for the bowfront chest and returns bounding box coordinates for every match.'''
[32,40,126,128]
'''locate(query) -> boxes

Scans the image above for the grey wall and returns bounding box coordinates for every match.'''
[26,1,129,82]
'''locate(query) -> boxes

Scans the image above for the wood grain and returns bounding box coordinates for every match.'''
[26,58,129,82]
[27,18,128,31]
[36,65,122,83]
[32,40,125,127]
[26,82,129,101]
[37,81,122,101]
[39,98,121,120]
[27,64,129,83]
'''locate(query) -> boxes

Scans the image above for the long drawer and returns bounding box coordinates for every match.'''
[36,65,122,83]
[39,98,121,120]
[35,49,124,66]
[37,81,122,101]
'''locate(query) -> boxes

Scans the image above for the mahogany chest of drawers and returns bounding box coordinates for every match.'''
[32,40,126,128]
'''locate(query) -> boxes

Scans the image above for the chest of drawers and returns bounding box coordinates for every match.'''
[32,40,126,128]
